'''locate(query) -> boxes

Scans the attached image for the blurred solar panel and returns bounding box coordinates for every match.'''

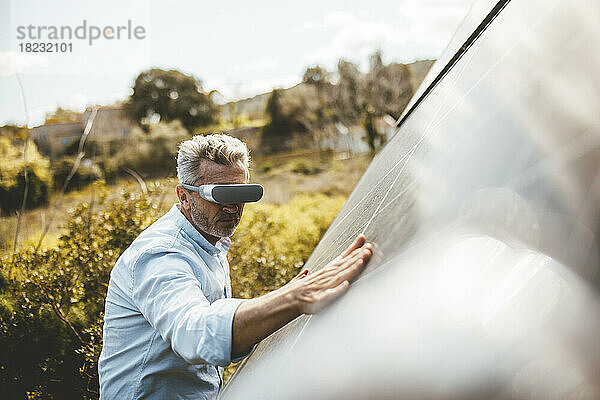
[223,0,600,398]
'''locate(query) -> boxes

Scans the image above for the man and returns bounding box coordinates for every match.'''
[98,134,372,399]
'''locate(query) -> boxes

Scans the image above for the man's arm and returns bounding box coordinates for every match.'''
[231,235,373,358]
[132,250,247,366]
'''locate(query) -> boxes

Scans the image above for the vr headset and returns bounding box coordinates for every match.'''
[181,183,263,204]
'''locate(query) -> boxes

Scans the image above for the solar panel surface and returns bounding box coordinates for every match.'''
[223,0,600,398]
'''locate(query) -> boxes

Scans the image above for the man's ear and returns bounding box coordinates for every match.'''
[176,185,192,211]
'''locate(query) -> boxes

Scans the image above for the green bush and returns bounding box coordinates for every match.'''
[223,193,344,382]
[52,158,103,192]
[229,194,345,298]
[63,138,106,158]
[0,218,16,253]
[112,135,179,178]
[0,137,52,215]
[0,184,164,399]
[0,184,344,398]
[97,121,190,181]
[290,160,323,175]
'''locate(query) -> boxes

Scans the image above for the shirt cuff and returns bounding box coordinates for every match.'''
[231,343,256,363]
[208,297,247,366]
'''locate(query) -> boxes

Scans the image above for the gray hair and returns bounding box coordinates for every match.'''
[177,134,250,185]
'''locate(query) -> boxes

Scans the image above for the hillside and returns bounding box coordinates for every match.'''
[222,59,435,121]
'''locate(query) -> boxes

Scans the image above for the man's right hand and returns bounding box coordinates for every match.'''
[288,234,373,314]
[231,235,373,358]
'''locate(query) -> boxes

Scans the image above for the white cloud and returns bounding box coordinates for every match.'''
[307,20,407,68]
[396,0,473,37]
[27,104,60,127]
[293,21,318,34]
[322,10,361,27]
[294,9,369,34]
[0,51,51,77]
[303,0,473,67]
[210,74,300,102]
[232,58,279,72]
[25,90,130,127]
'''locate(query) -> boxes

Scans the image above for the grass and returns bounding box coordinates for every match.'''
[194,117,267,135]
[252,150,372,203]
[1,150,371,255]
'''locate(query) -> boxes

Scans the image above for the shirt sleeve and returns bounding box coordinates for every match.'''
[131,249,245,367]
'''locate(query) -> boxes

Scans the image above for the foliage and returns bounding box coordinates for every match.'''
[0,217,16,253]
[102,121,189,181]
[302,65,336,130]
[290,160,323,175]
[302,65,331,92]
[52,157,103,192]
[0,124,28,142]
[0,137,52,215]
[331,59,363,125]
[64,121,192,183]
[0,182,344,398]
[363,105,383,153]
[261,51,418,154]
[45,107,82,125]
[63,138,105,158]
[261,89,305,152]
[229,194,345,298]
[362,51,413,120]
[0,183,165,399]
[125,68,220,133]
[261,85,336,153]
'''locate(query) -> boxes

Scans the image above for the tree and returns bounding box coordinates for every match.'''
[362,50,413,119]
[302,65,331,93]
[302,65,335,130]
[0,187,165,399]
[261,89,287,151]
[331,59,363,125]
[0,125,28,142]
[261,86,325,153]
[0,137,52,215]
[362,104,383,153]
[45,107,81,124]
[125,69,219,133]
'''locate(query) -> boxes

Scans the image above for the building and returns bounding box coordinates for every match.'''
[30,105,142,159]
[30,122,83,159]
[82,106,141,142]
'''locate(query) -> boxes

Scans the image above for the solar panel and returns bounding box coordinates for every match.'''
[223,0,600,398]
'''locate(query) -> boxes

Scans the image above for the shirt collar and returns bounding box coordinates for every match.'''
[170,204,229,256]
[216,237,231,253]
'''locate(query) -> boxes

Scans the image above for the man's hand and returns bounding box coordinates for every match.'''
[288,234,373,314]
[231,235,373,358]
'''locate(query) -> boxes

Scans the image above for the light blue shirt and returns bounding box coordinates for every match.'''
[98,204,249,399]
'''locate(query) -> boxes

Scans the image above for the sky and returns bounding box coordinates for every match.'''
[0,0,474,127]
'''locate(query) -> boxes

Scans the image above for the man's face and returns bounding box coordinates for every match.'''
[186,159,248,240]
